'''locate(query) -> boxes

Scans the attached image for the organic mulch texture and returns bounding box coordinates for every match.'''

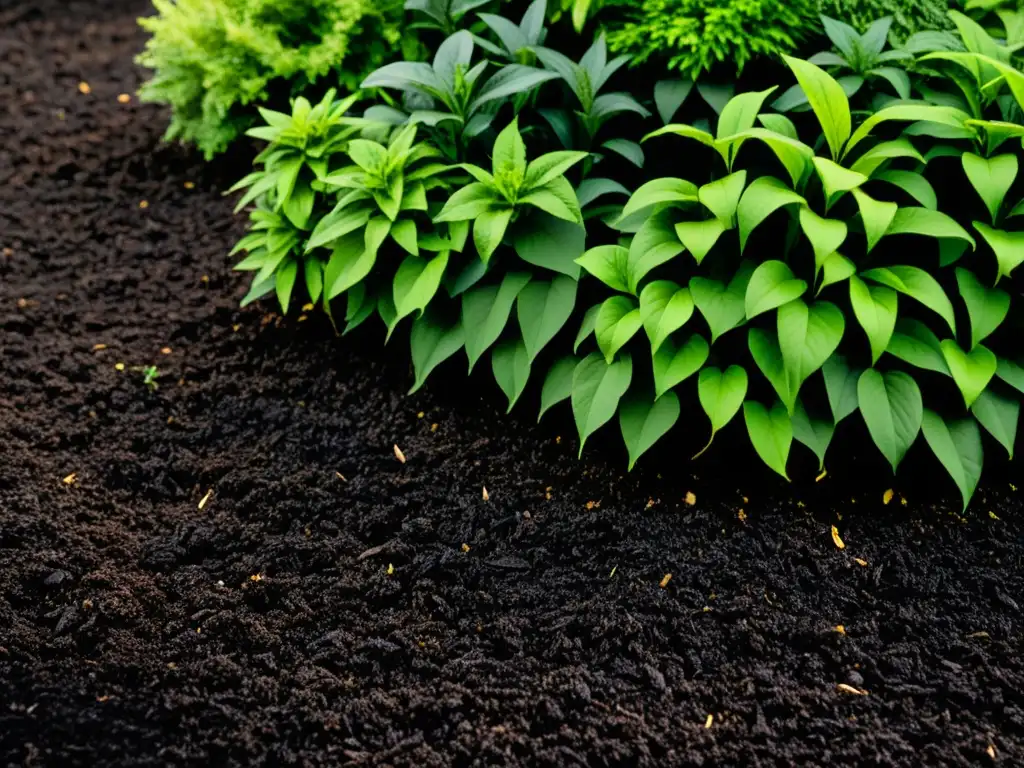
[2,2,1023,766]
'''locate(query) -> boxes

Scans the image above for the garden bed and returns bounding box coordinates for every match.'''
[1,2,1023,765]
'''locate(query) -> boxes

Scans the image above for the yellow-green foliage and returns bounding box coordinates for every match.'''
[137,0,411,159]
[818,0,954,40]
[605,0,820,77]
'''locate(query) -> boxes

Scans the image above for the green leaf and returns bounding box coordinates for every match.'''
[519,176,583,223]
[513,211,585,278]
[619,390,681,470]
[962,152,1018,223]
[698,171,747,224]
[858,369,923,473]
[875,170,938,210]
[306,207,373,252]
[325,234,376,300]
[695,365,747,456]
[538,356,577,422]
[572,352,633,456]
[643,123,714,148]
[619,178,698,220]
[862,265,957,335]
[517,276,578,362]
[652,334,709,399]
[921,410,984,512]
[737,176,806,252]
[997,357,1024,394]
[627,210,685,292]
[777,299,846,413]
[717,88,778,143]
[791,399,834,471]
[470,64,559,111]
[822,353,862,424]
[303,259,323,304]
[721,128,813,187]
[524,150,589,189]
[391,251,449,337]
[845,104,970,157]
[744,261,808,320]
[492,118,527,179]
[491,338,531,412]
[275,259,298,314]
[435,183,499,222]
[849,276,898,365]
[409,309,465,394]
[576,245,631,293]
[782,56,851,161]
[973,222,1024,282]
[748,328,790,408]
[674,220,725,265]
[813,157,867,203]
[886,318,950,375]
[595,296,642,363]
[941,341,997,409]
[973,385,1018,459]
[691,260,754,343]
[462,272,532,372]
[743,400,792,480]
[956,267,1010,350]
[799,208,848,276]
[654,79,694,124]
[574,303,600,353]
[818,252,856,294]
[391,219,419,256]
[601,139,645,168]
[639,281,694,355]
[849,138,925,177]
[884,208,976,250]
[473,207,513,263]
[851,189,897,254]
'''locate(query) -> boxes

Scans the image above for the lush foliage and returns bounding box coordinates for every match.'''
[604,0,821,78]
[137,0,412,159]
[818,0,953,41]
[229,3,1024,508]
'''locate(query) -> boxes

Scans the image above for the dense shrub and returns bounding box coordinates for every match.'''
[604,0,821,78]
[228,4,1024,508]
[137,0,412,159]
[818,0,953,40]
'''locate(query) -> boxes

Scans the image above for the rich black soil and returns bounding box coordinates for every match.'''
[1,2,1023,766]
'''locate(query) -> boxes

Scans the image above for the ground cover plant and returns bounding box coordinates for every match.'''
[136,0,414,158]
[225,3,1024,510]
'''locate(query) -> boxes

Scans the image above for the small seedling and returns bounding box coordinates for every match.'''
[142,366,160,390]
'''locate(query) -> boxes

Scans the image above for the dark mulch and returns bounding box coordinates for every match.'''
[1,2,1023,766]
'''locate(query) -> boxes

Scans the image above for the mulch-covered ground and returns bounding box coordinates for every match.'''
[1,2,1022,765]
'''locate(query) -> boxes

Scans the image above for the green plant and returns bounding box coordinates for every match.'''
[605,0,821,78]
[817,0,953,42]
[406,0,493,35]
[142,366,160,390]
[474,0,548,63]
[961,0,1024,46]
[137,0,410,159]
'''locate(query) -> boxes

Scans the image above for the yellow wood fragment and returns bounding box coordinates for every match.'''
[386,563,394,575]
[335,472,347,482]
[704,714,713,728]
[834,625,846,635]
[198,489,213,510]
[461,543,470,553]
[837,683,867,695]
[92,343,107,351]
[78,81,91,94]
[854,558,868,567]
[482,487,489,501]
[831,525,845,550]
[393,444,406,463]
[883,489,894,505]
[117,93,130,104]
[62,473,77,485]
[659,573,672,588]
[684,491,697,506]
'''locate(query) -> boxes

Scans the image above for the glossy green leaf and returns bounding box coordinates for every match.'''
[886,318,950,375]
[822,353,861,423]
[743,400,793,480]
[737,176,806,252]
[849,276,898,365]
[858,369,923,473]
[390,252,449,338]
[744,261,808,320]
[973,222,1024,282]
[674,219,725,265]
[884,208,976,250]
[572,352,633,456]
[409,309,465,394]
[851,188,897,254]
[956,267,1010,350]
[574,303,600,353]
[695,365,748,456]
[652,334,709,399]
[513,212,585,278]
[791,399,834,471]
[595,296,643,363]
[576,245,631,293]
[782,56,850,161]
[874,170,938,210]
[434,182,498,222]
[921,410,984,511]
[538,355,577,422]
[941,341,997,409]
[619,390,681,470]
[962,152,1018,223]
[748,328,790,408]
[462,272,532,372]
[717,88,778,143]
[777,299,846,413]
[639,281,694,355]
[799,208,848,275]
[517,276,578,362]
[626,210,685,292]
[812,157,867,202]
[473,207,513,263]
[698,171,747,224]
[691,260,755,343]
[325,234,376,300]
[973,386,1018,459]
[491,338,531,412]
[862,265,957,334]
[619,177,699,220]
[275,259,298,314]
[818,252,856,294]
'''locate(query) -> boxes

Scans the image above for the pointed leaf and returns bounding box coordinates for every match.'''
[696,366,748,453]
[973,222,1024,282]
[576,245,631,293]
[572,353,633,455]
[921,410,984,511]
[956,267,1010,350]
[862,265,957,334]
[538,356,577,421]
[620,390,681,470]
[652,334,709,399]
[744,261,808,320]
[962,152,1018,223]
[639,281,694,354]
[886,318,950,375]
[491,338,531,412]
[822,354,861,424]
[743,400,793,480]
[517,276,578,362]
[858,369,923,473]
[674,219,725,265]
[972,387,1018,459]
[737,176,806,252]
[462,272,532,371]
[782,56,851,160]
[409,309,465,394]
[941,341,997,409]
[691,261,755,343]
[849,276,898,365]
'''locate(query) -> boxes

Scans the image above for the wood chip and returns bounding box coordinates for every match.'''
[62,472,77,485]
[659,573,672,588]
[160,347,171,355]
[386,563,394,575]
[461,543,470,553]
[854,558,868,567]
[482,487,489,501]
[837,683,867,695]
[967,631,990,639]
[117,93,130,104]
[883,489,894,505]
[834,625,846,635]
[987,745,996,759]
[92,343,107,351]
[393,444,406,464]
[684,491,696,506]
[197,489,213,510]
[335,472,347,482]
[704,714,713,728]
[831,525,845,550]
[78,81,91,94]
[138,200,149,209]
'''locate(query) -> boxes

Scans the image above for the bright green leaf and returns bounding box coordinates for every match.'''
[858,369,923,473]
[744,260,808,320]
[921,409,984,512]
[743,400,793,480]
[619,390,681,470]
[941,340,997,409]
[572,352,633,456]
[849,276,898,365]
[652,334,709,399]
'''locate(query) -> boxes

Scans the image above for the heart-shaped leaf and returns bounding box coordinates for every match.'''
[849,276,897,365]
[737,176,806,252]
[674,219,726,264]
[491,338,531,412]
[695,365,748,456]
[748,327,790,407]
[862,265,956,334]
[639,281,695,355]
[955,267,1009,350]
[576,244,631,293]
[921,409,984,512]
[941,341,997,408]
[391,251,450,338]
[962,152,1018,223]
[691,260,755,343]
[652,334,709,398]
[792,398,835,470]
[517,276,578,362]
[858,369,923,473]
[619,390,681,470]
[626,210,685,292]
[851,188,897,254]
[971,387,1019,459]
[818,252,856,294]
[572,352,633,456]
[745,260,808,320]
[743,400,793,480]
[799,208,848,276]
[822,353,861,424]
[973,222,1024,282]
[595,296,643,363]
[698,171,747,224]
[777,299,845,413]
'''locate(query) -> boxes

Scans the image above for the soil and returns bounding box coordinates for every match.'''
[1,2,1023,766]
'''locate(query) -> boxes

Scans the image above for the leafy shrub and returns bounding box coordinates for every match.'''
[817,0,953,41]
[960,0,1024,45]
[228,3,1024,508]
[604,0,821,78]
[137,0,411,159]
